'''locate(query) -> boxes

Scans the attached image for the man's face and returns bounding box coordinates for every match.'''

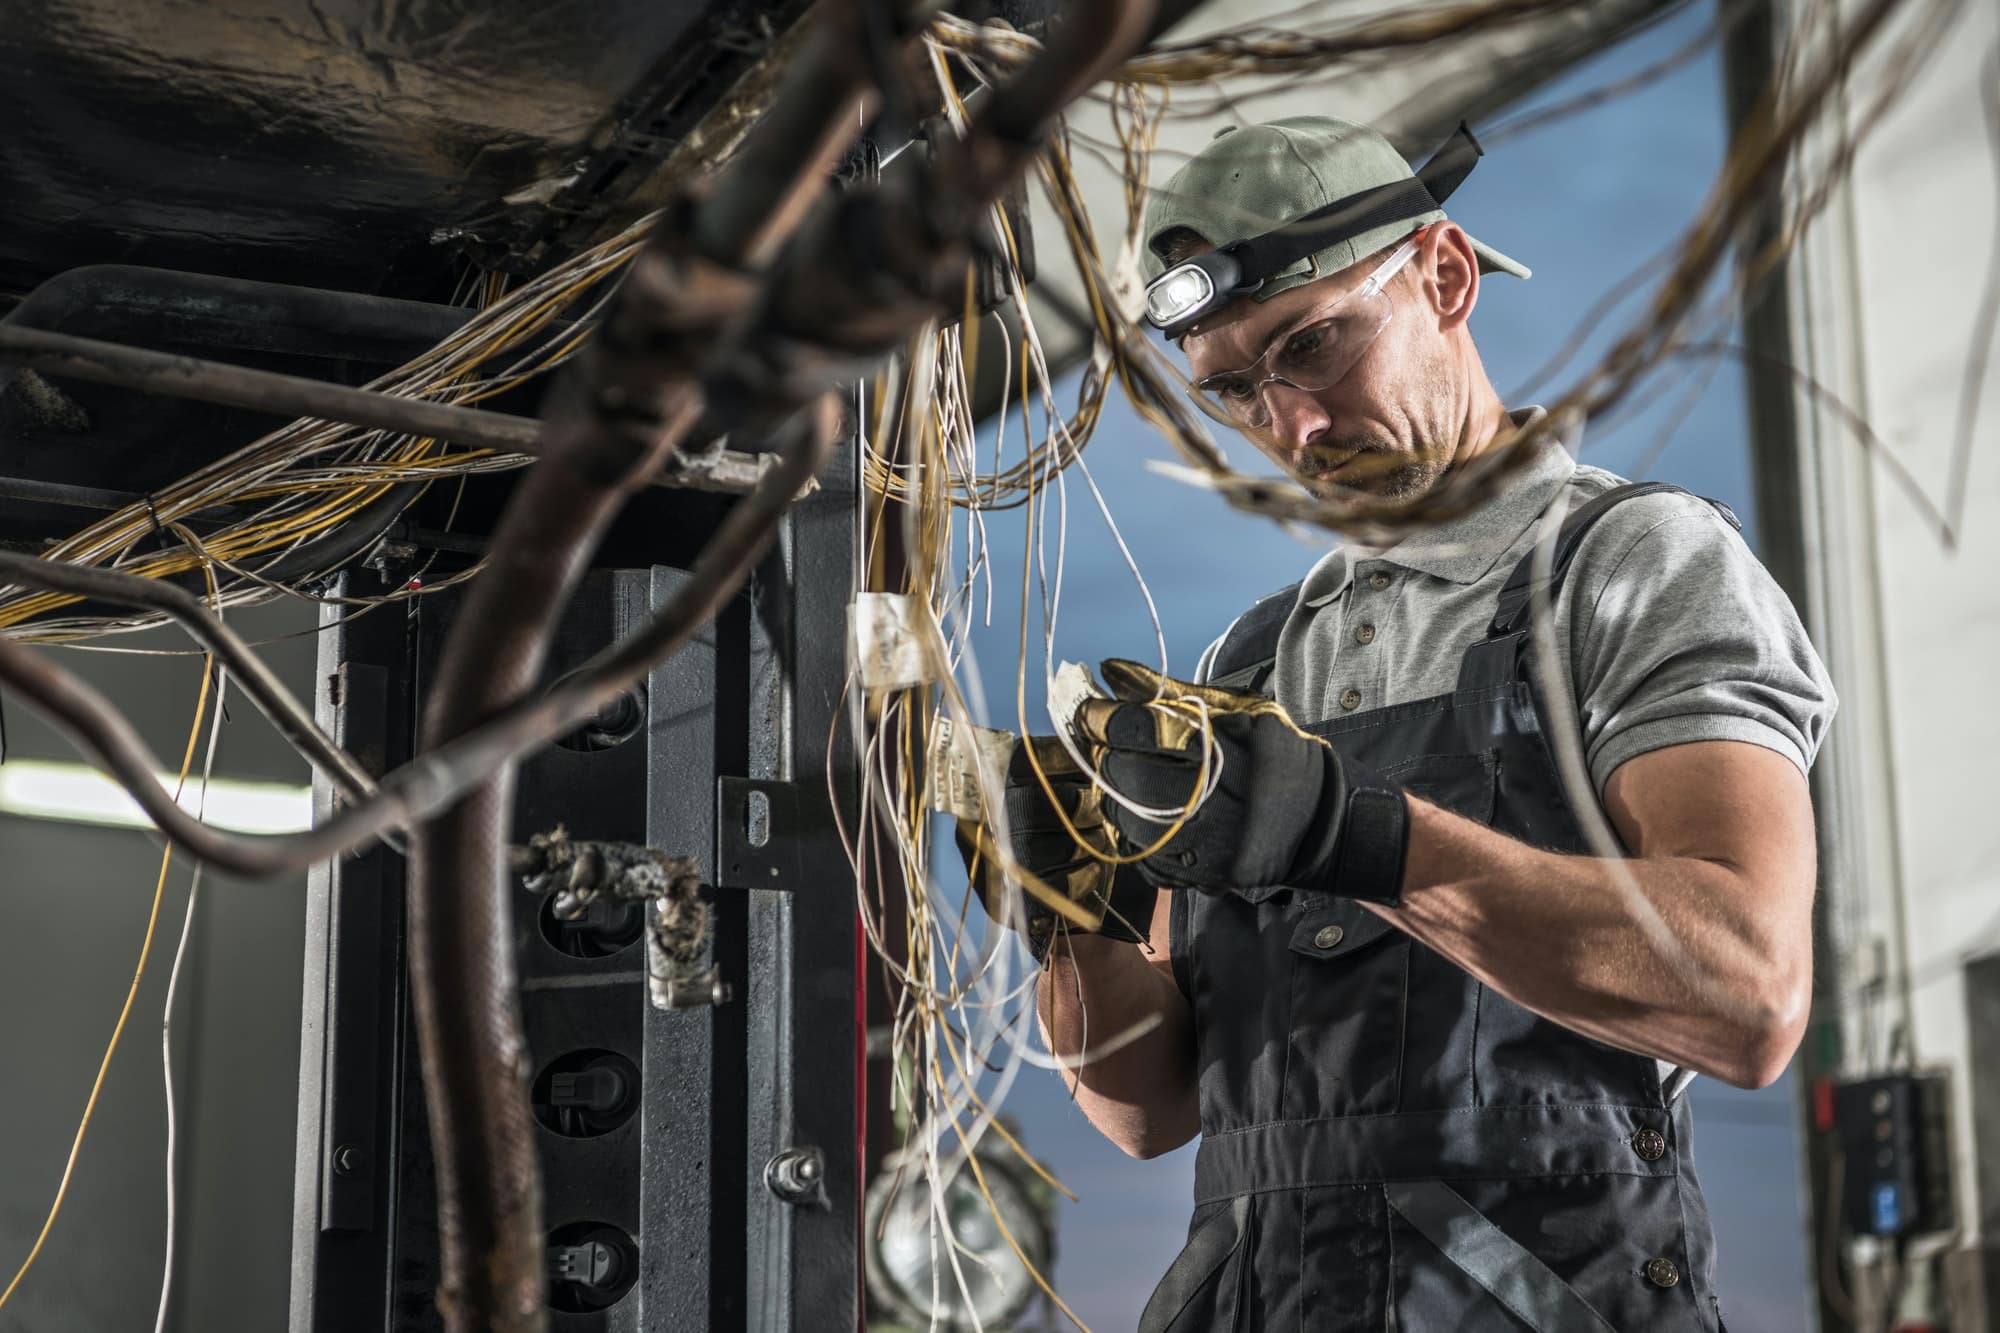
[1181,234,1460,503]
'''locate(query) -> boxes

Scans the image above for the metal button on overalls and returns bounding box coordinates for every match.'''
[1313,924,1344,949]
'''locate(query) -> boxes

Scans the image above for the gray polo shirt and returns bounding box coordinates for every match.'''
[1200,410,1836,796]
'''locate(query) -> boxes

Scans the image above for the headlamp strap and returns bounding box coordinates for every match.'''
[1221,122,1486,296]
[1415,121,1484,205]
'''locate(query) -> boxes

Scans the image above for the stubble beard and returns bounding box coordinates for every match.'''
[1310,356,1458,502]
[1299,434,1450,502]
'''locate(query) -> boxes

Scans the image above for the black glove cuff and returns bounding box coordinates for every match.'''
[1332,771,1410,906]
[1096,866,1159,944]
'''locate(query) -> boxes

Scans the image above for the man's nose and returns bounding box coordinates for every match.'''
[1261,380,1331,449]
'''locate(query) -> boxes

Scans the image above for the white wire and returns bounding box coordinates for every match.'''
[153,666,228,1333]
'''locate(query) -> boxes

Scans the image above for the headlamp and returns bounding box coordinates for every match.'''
[1143,252,1239,335]
[1142,122,1487,337]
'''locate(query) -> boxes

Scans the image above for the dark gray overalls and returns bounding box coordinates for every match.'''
[1139,484,1732,1332]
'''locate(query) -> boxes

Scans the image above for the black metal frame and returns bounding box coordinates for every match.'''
[287,432,861,1331]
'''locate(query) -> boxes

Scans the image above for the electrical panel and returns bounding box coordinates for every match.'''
[1833,1072,1953,1238]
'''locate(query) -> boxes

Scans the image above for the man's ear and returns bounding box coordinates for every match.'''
[1422,222,1480,332]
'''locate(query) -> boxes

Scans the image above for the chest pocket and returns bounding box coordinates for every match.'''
[1286,749,1499,965]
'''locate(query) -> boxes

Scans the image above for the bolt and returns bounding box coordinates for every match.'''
[333,1143,365,1177]
[766,1146,827,1205]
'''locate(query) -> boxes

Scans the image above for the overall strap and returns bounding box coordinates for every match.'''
[1199,580,1302,697]
[1456,482,1741,690]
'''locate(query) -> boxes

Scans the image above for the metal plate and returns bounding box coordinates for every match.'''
[715,776,800,893]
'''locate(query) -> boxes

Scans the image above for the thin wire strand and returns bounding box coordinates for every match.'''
[0,656,215,1313]
[153,667,227,1333]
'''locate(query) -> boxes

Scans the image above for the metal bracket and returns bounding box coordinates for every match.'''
[715,777,801,893]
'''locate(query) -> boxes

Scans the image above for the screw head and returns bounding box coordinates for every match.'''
[333,1143,365,1177]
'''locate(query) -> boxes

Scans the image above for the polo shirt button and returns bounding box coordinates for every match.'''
[1339,687,1362,711]
[1632,1128,1667,1161]
[1354,623,1376,645]
[1644,1258,1680,1288]
[1367,571,1391,591]
[1313,924,1345,949]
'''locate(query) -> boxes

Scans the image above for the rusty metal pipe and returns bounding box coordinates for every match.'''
[0,7,1182,1329]
[406,6,898,1321]
[0,323,787,494]
[0,323,545,453]
[0,550,375,800]
[411,376,706,1333]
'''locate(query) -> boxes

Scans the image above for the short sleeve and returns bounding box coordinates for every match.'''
[1565,498,1837,796]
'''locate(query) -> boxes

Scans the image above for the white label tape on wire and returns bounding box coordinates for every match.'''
[848,591,933,691]
[1049,660,1108,745]
[1108,240,1149,326]
[927,716,1016,821]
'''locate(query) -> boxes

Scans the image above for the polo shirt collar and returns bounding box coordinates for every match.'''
[1298,407,1579,607]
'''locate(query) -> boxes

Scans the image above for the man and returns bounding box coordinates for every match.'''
[963,118,1836,1330]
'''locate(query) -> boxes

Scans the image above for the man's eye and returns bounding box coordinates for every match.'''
[1280,325,1329,364]
[1286,329,1324,357]
[1208,377,1255,400]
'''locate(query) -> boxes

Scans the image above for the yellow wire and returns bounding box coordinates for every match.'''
[0,653,215,1312]
[933,1007,1079,1203]
[1007,335,1209,870]
[945,1108,1093,1333]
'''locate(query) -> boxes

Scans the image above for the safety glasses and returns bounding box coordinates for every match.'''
[1186,234,1421,430]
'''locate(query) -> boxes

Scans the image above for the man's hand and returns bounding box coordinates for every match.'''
[1075,660,1410,904]
[956,734,1156,959]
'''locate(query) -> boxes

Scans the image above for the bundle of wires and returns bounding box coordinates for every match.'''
[0,1,1970,1327]
[0,241,647,640]
[836,3,1971,1325]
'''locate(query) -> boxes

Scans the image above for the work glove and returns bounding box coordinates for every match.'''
[1073,660,1410,905]
[955,734,1158,962]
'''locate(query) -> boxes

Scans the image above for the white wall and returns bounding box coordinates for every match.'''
[1782,0,2000,1274]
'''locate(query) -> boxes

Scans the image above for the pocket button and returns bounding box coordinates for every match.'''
[1632,1128,1668,1161]
[1644,1257,1681,1288]
[1313,924,1345,949]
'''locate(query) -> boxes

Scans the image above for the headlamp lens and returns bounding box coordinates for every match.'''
[1144,264,1216,329]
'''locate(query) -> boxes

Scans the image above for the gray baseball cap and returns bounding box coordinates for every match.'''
[1142,116,1529,324]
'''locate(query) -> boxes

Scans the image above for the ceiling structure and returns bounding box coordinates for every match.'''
[0,0,817,305]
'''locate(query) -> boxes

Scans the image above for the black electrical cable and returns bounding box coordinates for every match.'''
[0,550,374,801]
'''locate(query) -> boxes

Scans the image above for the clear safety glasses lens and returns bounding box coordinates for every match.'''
[1186,238,1419,430]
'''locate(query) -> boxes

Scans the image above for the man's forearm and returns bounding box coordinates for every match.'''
[1368,794,1813,1088]
[1035,934,1199,1158]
